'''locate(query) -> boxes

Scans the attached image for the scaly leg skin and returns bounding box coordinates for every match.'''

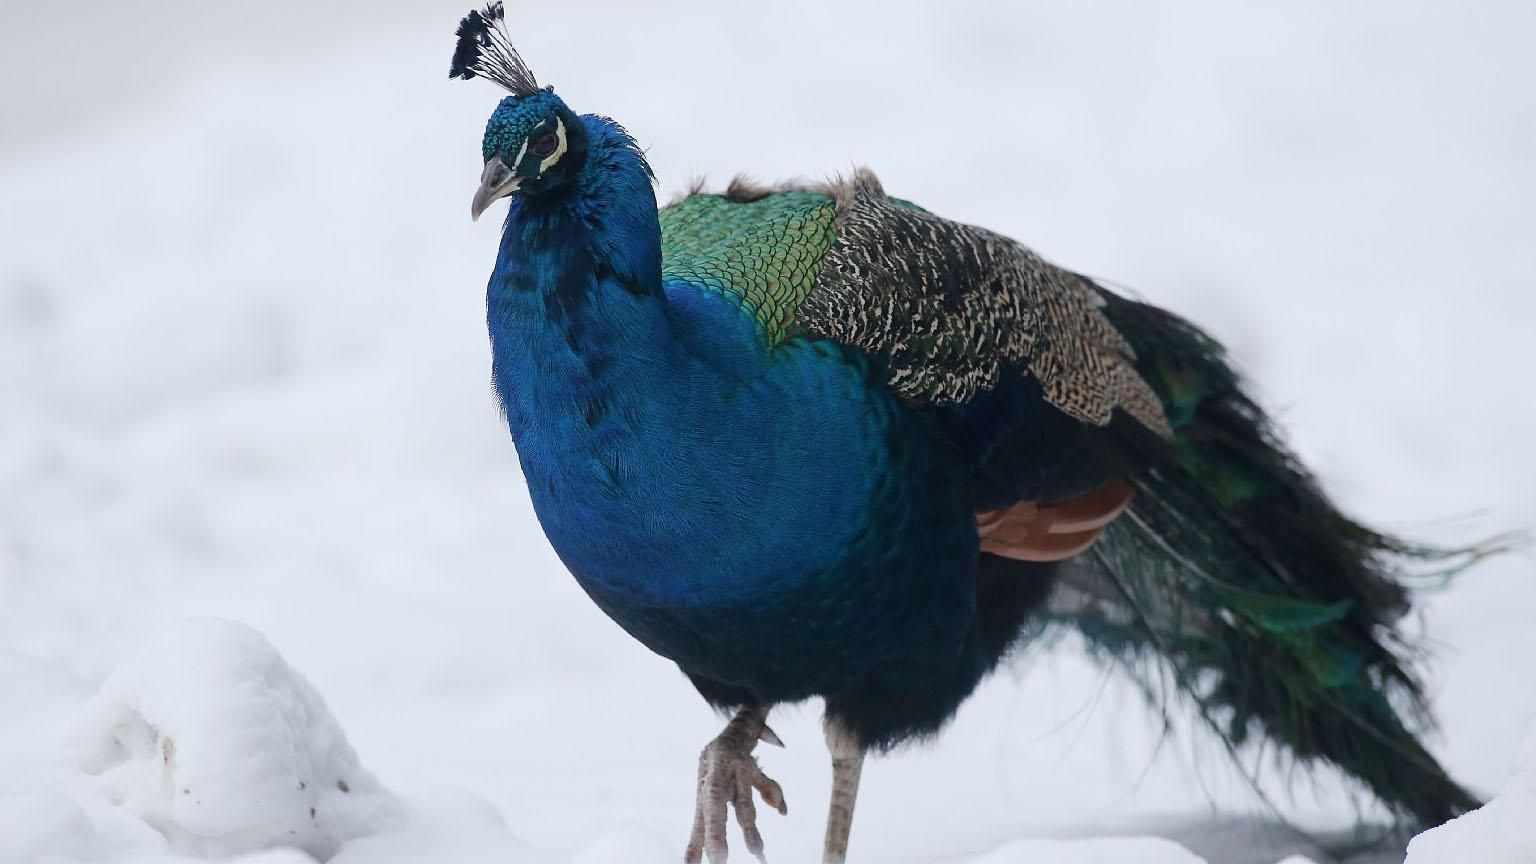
[685,704,788,863]
[821,716,865,864]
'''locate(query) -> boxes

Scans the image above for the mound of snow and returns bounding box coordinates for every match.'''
[0,618,675,864]
[71,619,397,859]
[1404,721,1536,864]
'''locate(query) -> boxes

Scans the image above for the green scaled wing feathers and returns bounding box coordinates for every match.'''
[660,187,838,345]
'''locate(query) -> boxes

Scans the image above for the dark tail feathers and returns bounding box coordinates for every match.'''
[1069,287,1502,828]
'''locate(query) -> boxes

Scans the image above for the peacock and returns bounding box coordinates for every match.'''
[448,5,1491,862]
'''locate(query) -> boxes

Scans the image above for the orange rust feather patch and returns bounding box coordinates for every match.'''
[975,478,1134,563]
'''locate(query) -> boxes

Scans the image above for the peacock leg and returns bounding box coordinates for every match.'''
[684,704,788,863]
[821,716,865,864]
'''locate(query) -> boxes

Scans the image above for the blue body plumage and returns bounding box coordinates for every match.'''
[487,115,995,742]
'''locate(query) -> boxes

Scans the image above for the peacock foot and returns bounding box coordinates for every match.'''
[684,705,787,863]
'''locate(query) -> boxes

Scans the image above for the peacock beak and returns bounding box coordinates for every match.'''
[470,156,521,221]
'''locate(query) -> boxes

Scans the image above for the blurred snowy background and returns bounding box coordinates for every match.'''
[2,1,1533,862]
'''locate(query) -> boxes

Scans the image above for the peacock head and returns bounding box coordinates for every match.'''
[450,3,588,219]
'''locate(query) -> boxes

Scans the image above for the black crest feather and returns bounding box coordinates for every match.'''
[448,2,540,96]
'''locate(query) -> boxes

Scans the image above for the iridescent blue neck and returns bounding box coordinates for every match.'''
[485,115,666,441]
[488,114,661,297]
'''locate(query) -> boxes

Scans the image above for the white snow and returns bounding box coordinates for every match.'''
[2,1,1533,863]
[72,620,393,859]
[0,619,654,864]
[1403,723,1536,864]
[955,837,1212,864]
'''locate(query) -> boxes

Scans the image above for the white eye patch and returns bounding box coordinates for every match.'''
[538,117,568,175]
[510,135,531,174]
[511,117,569,178]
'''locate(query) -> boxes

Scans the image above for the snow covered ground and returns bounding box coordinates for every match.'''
[2,2,1533,862]
[1405,723,1536,864]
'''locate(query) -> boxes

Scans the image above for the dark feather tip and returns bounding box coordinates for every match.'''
[449,9,489,79]
[446,1,540,96]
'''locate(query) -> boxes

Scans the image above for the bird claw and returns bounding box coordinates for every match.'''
[684,718,787,863]
[758,724,784,748]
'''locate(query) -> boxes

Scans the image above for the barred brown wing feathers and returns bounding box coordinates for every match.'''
[794,169,1171,438]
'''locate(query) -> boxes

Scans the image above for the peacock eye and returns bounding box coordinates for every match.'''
[531,132,559,158]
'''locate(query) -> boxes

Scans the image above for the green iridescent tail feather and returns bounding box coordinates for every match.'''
[1069,287,1500,827]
